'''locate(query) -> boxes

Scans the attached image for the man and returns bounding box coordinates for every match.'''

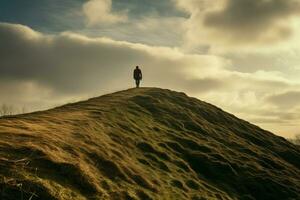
[133,66,142,88]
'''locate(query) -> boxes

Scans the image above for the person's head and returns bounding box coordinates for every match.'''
[136,66,139,69]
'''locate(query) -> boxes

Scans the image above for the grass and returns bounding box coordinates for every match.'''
[0,87,300,200]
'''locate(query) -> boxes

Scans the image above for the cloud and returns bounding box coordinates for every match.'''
[204,0,300,43]
[0,22,227,103]
[181,78,226,93]
[1,22,300,138]
[175,0,300,48]
[266,91,300,108]
[83,0,127,26]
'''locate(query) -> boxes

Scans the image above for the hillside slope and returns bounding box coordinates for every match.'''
[0,88,299,200]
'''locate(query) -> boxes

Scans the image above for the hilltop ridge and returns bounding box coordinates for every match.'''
[0,88,300,200]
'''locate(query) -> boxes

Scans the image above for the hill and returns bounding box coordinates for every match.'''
[0,88,299,200]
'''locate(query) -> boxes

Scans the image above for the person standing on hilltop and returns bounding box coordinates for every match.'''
[133,66,142,88]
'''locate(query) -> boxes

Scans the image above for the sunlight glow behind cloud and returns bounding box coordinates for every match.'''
[83,0,127,26]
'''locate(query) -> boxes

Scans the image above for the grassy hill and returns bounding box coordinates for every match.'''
[0,88,299,200]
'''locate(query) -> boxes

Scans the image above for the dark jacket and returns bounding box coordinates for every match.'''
[134,68,142,80]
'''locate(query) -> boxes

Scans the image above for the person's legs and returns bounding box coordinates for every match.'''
[135,80,140,88]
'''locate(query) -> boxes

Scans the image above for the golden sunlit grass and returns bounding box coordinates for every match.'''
[0,88,299,200]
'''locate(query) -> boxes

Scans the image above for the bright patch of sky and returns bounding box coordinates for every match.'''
[0,0,186,46]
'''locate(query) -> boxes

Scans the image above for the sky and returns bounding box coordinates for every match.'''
[1,0,300,138]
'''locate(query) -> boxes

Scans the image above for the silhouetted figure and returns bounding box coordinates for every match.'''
[133,66,142,88]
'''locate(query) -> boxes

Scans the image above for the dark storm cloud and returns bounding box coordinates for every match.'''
[266,91,300,108]
[203,0,300,43]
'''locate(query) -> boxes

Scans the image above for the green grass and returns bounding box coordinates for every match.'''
[0,87,300,200]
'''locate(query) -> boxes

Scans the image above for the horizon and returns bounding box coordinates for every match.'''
[1,0,300,138]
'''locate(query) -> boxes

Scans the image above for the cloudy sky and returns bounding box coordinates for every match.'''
[1,0,300,138]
